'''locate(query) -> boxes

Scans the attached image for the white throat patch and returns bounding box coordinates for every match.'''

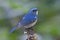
[36,11,38,15]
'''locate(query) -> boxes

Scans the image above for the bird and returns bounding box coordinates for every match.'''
[10,8,38,33]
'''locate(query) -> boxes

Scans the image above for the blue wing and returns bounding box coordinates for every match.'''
[20,13,37,26]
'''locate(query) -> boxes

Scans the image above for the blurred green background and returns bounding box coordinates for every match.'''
[0,0,60,40]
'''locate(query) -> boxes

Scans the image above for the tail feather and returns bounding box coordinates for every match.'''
[9,23,22,33]
[9,27,16,33]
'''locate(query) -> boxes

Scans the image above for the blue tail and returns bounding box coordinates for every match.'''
[9,23,22,33]
[9,27,16,33]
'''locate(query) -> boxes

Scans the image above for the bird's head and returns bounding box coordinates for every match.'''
[30,8,38,15]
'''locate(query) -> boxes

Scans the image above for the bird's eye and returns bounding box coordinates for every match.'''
[33,10,37,12]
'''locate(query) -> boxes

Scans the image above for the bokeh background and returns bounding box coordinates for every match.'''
[0,0,60,40]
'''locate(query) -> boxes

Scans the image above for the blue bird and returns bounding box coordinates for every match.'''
[10,8,38,33]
